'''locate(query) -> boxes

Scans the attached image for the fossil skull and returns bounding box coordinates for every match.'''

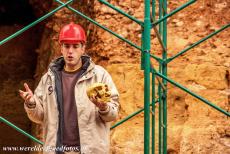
[86,83,111,103]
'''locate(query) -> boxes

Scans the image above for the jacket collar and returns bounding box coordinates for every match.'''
[77,56,96,83]
[48,55,95,79]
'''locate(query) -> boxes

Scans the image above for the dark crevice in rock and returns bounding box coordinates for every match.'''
[0,1,45,153]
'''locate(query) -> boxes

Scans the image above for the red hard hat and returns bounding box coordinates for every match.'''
[59,22,86,44]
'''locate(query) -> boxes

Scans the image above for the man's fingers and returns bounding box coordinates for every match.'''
[90,97,96,104]
[90,95,96,101]
[19,90,25,98]
[25,94,32,100]
[89,94,108,110]
[19,85,34,103]
[19,90,24,94]
[19,90,28,98]
[90,96,99,106]
[24,83,32,93]
[19,90,31,100]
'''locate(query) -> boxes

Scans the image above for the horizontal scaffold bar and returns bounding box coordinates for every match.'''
[151,69,230,117]
[0,116,44,145]
[111,100,158,130]
[166,23,230,63]
[55,0,165,63]
[152,0,196,27]
[1,100,160,142]
[98,0,143,25]
[55,0,141,51]
[0,0,74,46]
[150,54,163,63]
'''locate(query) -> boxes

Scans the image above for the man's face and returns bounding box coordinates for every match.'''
[61,42,85,68]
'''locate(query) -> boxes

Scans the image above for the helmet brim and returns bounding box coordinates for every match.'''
[59,39,85,44]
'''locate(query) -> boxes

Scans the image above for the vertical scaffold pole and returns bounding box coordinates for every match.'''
[158,65,162,154]
[144,0,151,154]
[158,0,163,153]
[152,1,156,153]
[162,0,168,153]
[152,72,156,154]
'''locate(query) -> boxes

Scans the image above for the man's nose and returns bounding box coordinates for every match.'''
[68,47,74,53]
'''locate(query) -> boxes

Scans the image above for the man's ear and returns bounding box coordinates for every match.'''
[60,44,64,54]
[82,43,86,48]
[82,43,86,53]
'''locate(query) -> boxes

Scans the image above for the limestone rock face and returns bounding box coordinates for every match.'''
[27,0,229,154]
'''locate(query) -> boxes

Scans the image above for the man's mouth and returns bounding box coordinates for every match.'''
[67,56,73,60]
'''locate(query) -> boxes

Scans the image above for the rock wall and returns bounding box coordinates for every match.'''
[0,25,42,154]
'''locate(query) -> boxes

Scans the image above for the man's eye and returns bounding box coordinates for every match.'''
[73,45,78,49]
[64,45,70,48]
[73,44,82,48]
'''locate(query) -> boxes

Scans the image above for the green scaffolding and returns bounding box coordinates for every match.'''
[0,0,229,154]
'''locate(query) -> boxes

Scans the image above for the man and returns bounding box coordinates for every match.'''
[19,22,119,154]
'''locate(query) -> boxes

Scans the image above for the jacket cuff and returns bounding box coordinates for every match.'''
[98,103,118,122]
[24,101,37,111]
[25,102,36,109]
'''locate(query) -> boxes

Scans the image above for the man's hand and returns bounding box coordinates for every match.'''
[89,94,108,111]
[19,83,36,108]
[86,83,111,111]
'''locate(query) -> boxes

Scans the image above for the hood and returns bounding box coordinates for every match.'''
[49,55,91,72]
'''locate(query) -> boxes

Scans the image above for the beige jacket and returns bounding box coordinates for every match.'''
[24,56,119,154]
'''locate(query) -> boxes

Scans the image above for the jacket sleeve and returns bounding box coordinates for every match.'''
[98,69,119,122]
[24,74,47,124]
